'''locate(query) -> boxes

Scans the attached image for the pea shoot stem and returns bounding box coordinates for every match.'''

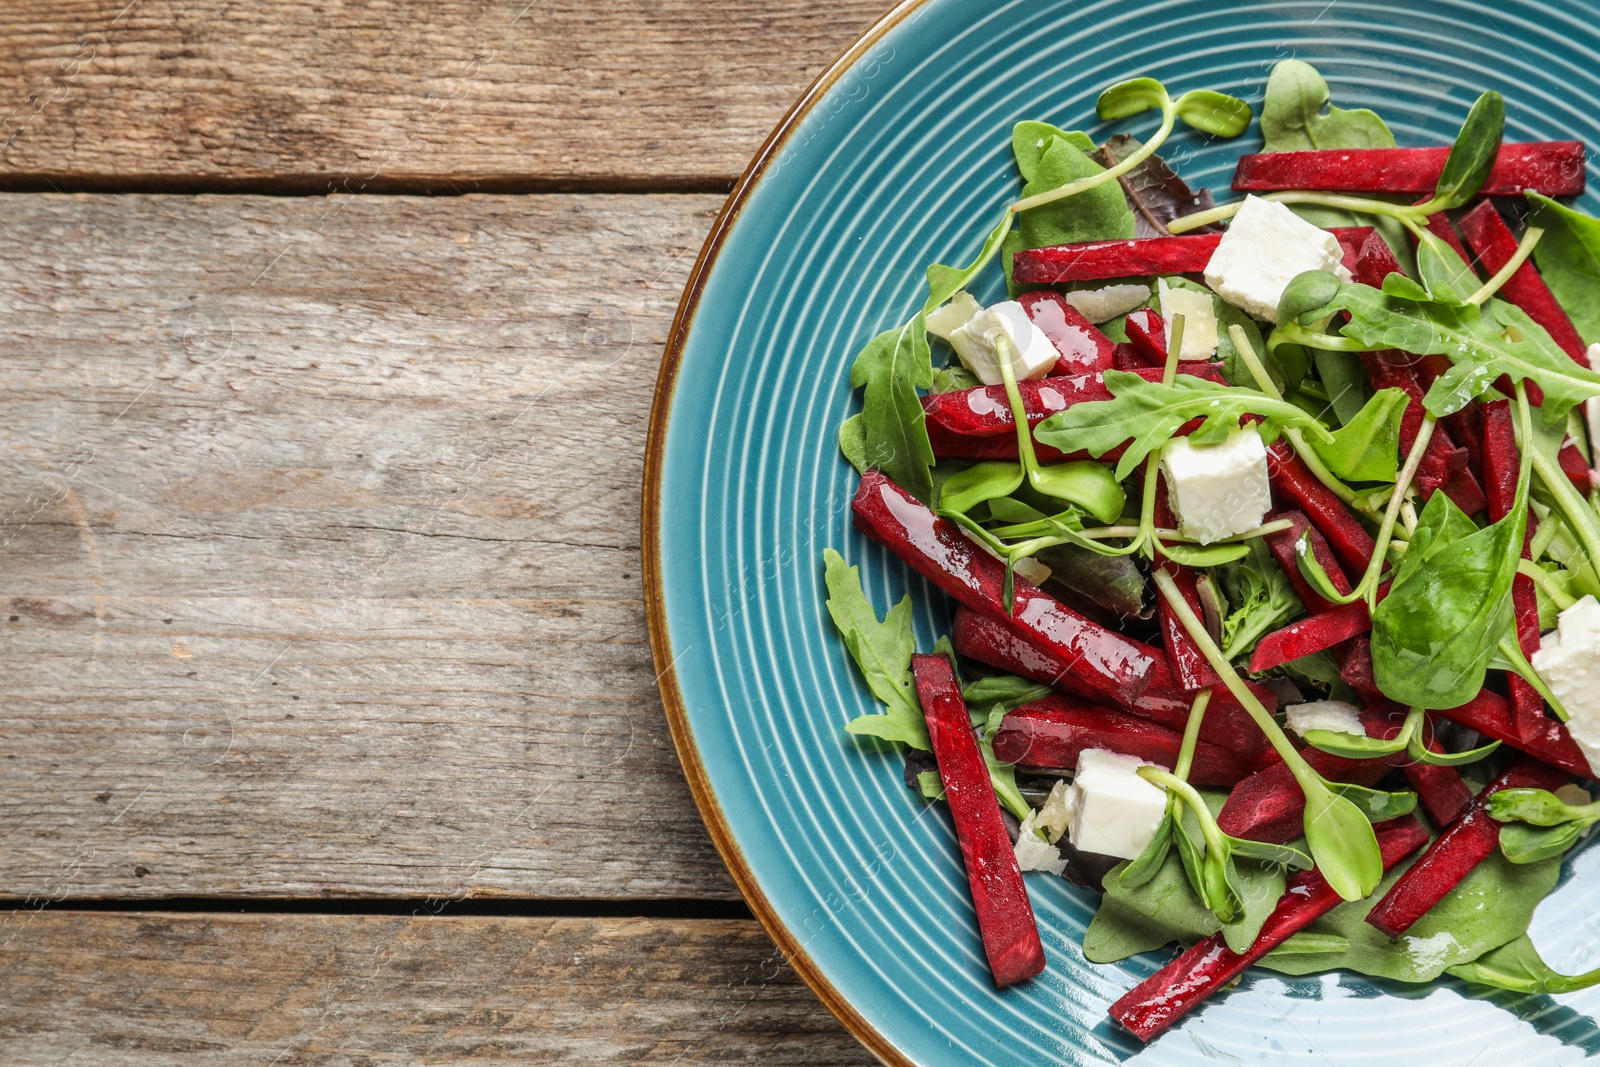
[1467,226,1544,306]
[1010,95,1176,214]
[1170,190,1431,236]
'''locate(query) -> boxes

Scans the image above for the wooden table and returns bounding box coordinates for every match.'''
[0,3,889,1061]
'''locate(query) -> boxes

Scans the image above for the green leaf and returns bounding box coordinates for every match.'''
[1430,91,1504,211]
[925,211,1014,313]
[1157,540,1251,567]
[1497,820,1587,864]
[930,363,982,393]
[1015,134,1136,251]
[1217,540,1300,659]
[1262,848,1562,983]
[838,413,868,472]
[1448,934,1600,994]
[1118,809,1175,890]
[1371,490,1524,710]
[1027,460,1125,524]
[1326,780,1418,822]
[1309,387,1407,482]
[1096,77,1168,121]
[938,461,1024,517]
[1527,192,1600,346]
[1413,230,1480,305]
[1174,88,1253,137]
[822,549,929,750]
[978,702,1031,822]
[1487,787,1600,826]
[1012,121,1095,184]
[915,769,945,801]
[1299,728,1408,760]
[1032,370,1334,480]
[848,314,936,501]
[1259,60,1396,153]
[1312,348,1373,427]
[1302,780,1384,900]
[960,674,1052,714]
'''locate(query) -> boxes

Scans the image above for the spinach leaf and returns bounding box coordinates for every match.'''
[1012,121,1095,183]
[848,313,936,501]
[1309,387,1407,482]
[1259,60,1396,152]
[1447,934,1600,994]
[1370,488,1524,709]
[1527,192,1600,346]
[1428,91,1504,212]
[822,548,929,750]
[1015,133,1136,251]
[1033,369,1334,479]
[1312,348,1372,427]
[1218,540,1301,658]
[1260,847,1561,983]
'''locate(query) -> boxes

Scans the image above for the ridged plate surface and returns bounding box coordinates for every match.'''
[647,2,1600,1063]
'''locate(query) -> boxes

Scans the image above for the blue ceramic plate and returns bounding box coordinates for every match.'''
[644,2,1600,1062]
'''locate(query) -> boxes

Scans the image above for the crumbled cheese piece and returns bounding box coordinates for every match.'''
[1157,279,1219,360]
[1035,779,1071,844]
[1159,425,1272,544]
[1062,282,1151,324]
[1014,811,1067,876]
[1061,748,1167,861]
[948,300,1060,386]
[1557,783,1594,807]
[1203,195,1352,322]
[1532,595,1600,776]
[1285,699,1366,738]
[926,291,983,340]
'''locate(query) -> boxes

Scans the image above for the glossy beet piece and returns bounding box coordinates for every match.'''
[1560,443,1595,494]
[913,654,1046,987]
[1011,235,1222,283]
[1434,688,1591,778]
[1110,815,1428,1042]
[853,472,1157,706]
[1017,290,1116,376]
[1247,599,1372,673]
[993,696,1253,786]
[1110,343,1150,372]
[1366,756,1569,938]
[1264,509,1349,612]
[1328,225,1376,275]
[1338,635,1381,703]
[1265,442,1375,573]
[1366,704,1474,828]
[1151,489,1218,690]
[1124,308,1167,367]
[1215,708,1401,844]
[921,365,1225,462]
[1459,200,1588,363]
[1481,399,1547,739]
[1231,142,1586,197]
[950,608,1277,767]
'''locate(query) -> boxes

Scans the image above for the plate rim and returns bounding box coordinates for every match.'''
[641,3,931,1064]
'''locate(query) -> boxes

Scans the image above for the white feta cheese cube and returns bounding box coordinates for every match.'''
[1159,425,1272,544]
[1203,195,1352,323]
[1013,811,1067,875]
[1157,279,1219,360]
[948,300,1060,386]
[1061,748,1167,861]
[1532,595,1600,776]
[1285,699,1366,738]
[1063,282,1151,324]
[926,290,983,340]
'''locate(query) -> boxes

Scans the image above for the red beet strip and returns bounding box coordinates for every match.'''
[1366,755,1569,938]
[1216,707,1402,844]
[1124,308,1168,367]
[1111,815,1430,1042]
[1231,142,1585,197]
[950,608,1277,767]
[1264,509,1350,612]
[1365,704,1474,828]
[913,654,1046,987]
[1434,688,1591,778]
[922,364,1225,463]
[1265,442,1375,574]
[1480,398,1548,739]
[1012,235,1223,284]
[1338,635,1382,703]
[1152,489,1218,690]
[853,471,1157,707]
[1459,200,1588,363]
[1328,225,1376,276]
[1247,598,1372,673]
[993,696,1253,786]
[1018,290,1115,377]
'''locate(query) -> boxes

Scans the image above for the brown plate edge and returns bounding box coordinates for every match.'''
[641,3,933,1065]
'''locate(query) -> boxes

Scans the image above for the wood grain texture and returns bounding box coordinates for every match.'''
[0,0,896,193]
[0,191,750,900]
[0,911,875,1064]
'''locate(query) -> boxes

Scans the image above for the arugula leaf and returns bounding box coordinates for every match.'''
[930,363,982,393]
[925,211,1013,313]
[1527,192,1600,346]
[822,549,929,750]
[1015,133,1136,251]
[848,313,936,501]
[1259,60,1396,152]
[1370,488,1524,710]
[1311,348,1371,427]
[1447,934,1600,994]
[1032,369,1334,479]
[961,674,1052,714]
[1260,847,1561,983]
[1428,91,1504,212]
[976,702,1031,823]
[915,769,945,801]
[1218,541,1300,659]
[1309,387,1407,482]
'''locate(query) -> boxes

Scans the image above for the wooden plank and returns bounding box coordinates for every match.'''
[0,911,874,1064]
[0,191,749,899]
[0,0,894,192]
